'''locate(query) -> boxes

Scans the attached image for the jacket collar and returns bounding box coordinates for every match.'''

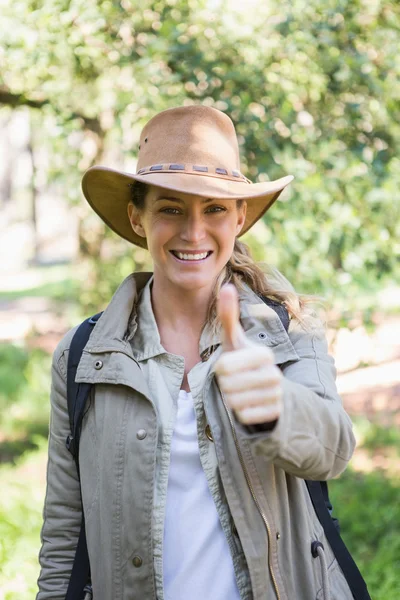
[130,274,163,361]
[82,271,152,356]
[82,271,299,366]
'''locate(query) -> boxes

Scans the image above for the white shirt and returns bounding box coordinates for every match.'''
[163,389,241,600]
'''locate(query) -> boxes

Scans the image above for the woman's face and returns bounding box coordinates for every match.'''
[128,185,247,293]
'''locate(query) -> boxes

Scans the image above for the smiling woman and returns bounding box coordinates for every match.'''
[36,105,369,600]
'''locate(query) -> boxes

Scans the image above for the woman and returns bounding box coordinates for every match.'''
[37,105,357,600]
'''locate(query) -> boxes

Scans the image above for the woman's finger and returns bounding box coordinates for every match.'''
[214,346,274,376]
[235,403,282,425]
[217,365,281,394]
[225,385,282,411]
[217,284,247,351]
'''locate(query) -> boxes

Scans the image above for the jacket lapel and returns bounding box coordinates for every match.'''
[75,272,154,402]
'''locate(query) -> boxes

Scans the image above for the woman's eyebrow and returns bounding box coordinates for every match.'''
[155,196,215,203]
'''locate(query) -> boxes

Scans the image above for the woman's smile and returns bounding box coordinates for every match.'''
[169,250,213,263]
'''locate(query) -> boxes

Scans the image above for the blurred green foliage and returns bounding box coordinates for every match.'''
[330,468,400,598]
[1,0,399,309]
[0,344,50,463]
[354,416,400,451]
[0,444,49,600]
[0,345,29,404]
[0,347,51,596]
[0,279,78,303]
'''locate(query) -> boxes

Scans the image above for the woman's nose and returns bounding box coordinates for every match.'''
[180,213,206,242]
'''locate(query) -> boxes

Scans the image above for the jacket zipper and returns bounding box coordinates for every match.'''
[218,384,281,600]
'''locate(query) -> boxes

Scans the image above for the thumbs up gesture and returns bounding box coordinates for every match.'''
[214,284,283,425]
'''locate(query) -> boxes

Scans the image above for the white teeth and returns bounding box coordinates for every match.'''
[175,252,209,261]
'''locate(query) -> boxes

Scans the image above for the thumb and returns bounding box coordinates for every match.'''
[217,284,247,351]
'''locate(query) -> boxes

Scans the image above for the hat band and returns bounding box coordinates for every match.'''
[136,163,251,184]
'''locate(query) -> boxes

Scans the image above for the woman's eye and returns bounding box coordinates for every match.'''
[161,207,180,214]
[206,206,227,213]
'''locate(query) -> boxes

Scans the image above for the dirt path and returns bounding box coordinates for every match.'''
[339,360,400,426]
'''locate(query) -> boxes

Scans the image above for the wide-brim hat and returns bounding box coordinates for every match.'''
[82,105,293,249]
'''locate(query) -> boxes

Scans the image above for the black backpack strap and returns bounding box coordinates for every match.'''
[319,480,340,532]
[259,295,369,598]
[306,480,371,600]
[260,295,290,332]
[244,296,290,434]
[66,312,103,468]
[65,312,102,600]
[65,513,90,600]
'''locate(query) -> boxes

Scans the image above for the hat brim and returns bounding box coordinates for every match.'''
[81,166,294,249]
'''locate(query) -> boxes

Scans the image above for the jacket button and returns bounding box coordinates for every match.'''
[94,360,103,370]
[132,555,142,567]
[276,532,281,540]
[205,424,213,442]
[136,429,147,440]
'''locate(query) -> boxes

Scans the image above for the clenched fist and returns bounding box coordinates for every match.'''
[214,284,283,425]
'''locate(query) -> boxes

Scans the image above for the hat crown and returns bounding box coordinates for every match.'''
[137,105,241,172]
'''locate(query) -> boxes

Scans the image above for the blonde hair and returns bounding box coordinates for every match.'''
[204,237,323,339]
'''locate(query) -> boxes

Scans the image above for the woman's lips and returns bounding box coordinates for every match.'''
[169,250,213,263]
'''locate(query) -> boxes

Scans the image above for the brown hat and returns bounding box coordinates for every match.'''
[81,105,293,248]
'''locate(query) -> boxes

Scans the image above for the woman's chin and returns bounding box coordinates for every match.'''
[172,273,211,290]
[163,268,215,292]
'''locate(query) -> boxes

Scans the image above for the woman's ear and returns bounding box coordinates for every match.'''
[235,200,247,236]
[127,202,146,238]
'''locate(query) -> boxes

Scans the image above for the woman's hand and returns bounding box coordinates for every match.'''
[214,284,283,425]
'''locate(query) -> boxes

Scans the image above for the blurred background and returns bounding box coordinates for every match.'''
[0,0,399,598]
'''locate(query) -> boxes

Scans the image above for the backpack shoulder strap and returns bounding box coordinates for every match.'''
[306,480,371,599]
[65,312,102,600]
[66,312,103,469]
[259,295,290,332]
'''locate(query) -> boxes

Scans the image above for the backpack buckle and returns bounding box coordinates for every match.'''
[66,434,76,457]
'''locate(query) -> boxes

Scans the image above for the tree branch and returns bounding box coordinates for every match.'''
[0,87,102,134]
[0,87,49,109]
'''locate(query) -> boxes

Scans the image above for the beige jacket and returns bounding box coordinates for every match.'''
[37,272,356,600]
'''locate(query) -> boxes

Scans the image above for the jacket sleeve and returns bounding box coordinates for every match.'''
[36,332,82,599]
[236,321,356,481]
